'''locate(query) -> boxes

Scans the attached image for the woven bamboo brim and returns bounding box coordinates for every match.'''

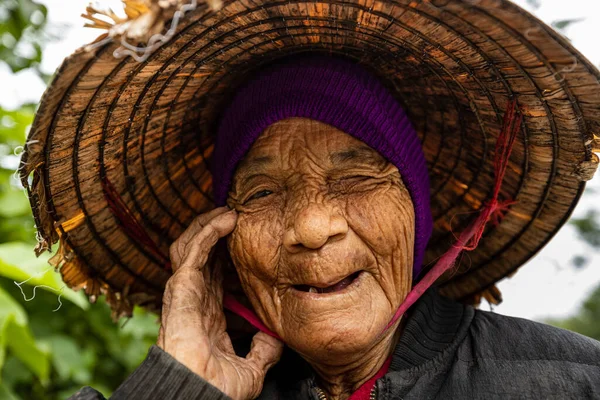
[20,0,600,318]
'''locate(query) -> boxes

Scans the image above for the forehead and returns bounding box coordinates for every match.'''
[238,117,385,170]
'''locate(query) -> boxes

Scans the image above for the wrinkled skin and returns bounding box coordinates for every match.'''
[159,207,284,400]
[228,118,415,398]
[159,117,415,400]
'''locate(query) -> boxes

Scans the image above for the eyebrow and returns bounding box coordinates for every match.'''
[330,146,385,165]
[235,145,385,180]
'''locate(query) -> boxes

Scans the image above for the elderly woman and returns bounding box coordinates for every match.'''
[20,0,600,399]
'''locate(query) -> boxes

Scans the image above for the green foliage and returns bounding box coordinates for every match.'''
[0,284,49,385]
[0,243,88,309]
[0,105,35,144]
[0,277,159,399]
[570,210,600,249]
[570,254,590,269]
[0,104,37,244]
[551,18,584,32]
[0,0,47,73]
[0,284,50,384]
[546,283,600,342]
[0,2,159,398]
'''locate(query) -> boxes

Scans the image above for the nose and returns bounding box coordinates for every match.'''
[283,203,349,252]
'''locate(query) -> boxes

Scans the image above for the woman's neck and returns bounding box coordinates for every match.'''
[308,322,403,400]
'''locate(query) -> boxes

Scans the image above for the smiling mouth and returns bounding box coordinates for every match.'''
[293,271,362,294]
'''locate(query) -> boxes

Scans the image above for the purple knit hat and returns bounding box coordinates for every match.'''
[212,55,433,278]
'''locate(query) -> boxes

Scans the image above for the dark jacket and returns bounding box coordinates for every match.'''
[70,290,600,400]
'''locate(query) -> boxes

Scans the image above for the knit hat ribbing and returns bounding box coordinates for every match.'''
[213,55,433,278]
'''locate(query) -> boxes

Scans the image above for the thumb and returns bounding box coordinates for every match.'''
[246,331,284,375]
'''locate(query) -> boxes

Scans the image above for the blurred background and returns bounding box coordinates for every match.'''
[0,0,599,398]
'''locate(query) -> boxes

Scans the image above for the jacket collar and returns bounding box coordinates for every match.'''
[390,289,468,371]
[262,289,472,399]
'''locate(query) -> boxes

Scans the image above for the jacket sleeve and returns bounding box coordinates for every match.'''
[68,345,232,400]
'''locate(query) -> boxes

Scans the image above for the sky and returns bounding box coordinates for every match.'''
[1,0,599,321]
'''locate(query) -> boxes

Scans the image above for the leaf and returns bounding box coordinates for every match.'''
[0,383,22,400]
[0,0,47,71]
[0,284,26,371]
[44,335,93,384]
[120,307,159,339]
[0,242,89,310]
[0,189,31,218]
[570,210,600,248]
[0,213,35,244]
[4,314,50,384]
[570,255,589,269]
[0,105,35,144]
[551,18,584,32]
[1,356,34,387]
[0,285,49,384]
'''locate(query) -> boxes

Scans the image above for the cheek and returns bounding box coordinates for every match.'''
[228,210,284,286]
[346,186,415,302]
[346,187,415,255]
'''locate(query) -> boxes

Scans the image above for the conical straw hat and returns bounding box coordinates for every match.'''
[20,0,600,317]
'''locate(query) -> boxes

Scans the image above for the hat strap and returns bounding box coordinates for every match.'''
[381,99,522,333]
[223,294,281,339]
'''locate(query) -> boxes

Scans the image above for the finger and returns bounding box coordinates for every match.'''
[170,207,230,265]
[182,207,231,242]
[170,207,231,267]
[246,332,284,375]
[177,210,237,272]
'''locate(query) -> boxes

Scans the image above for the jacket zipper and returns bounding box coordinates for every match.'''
[370,385,377,400]
[315,387,328,400]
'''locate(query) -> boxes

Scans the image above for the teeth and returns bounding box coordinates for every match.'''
[308,287,317,293]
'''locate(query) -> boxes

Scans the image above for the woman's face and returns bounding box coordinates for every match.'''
[227,117,414,360]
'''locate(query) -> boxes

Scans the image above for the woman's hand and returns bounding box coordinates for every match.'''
[158,207,283,400]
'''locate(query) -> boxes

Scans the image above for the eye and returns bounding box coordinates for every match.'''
[246,189,273,202]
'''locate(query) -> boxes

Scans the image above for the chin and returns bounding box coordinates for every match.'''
[277,273,396,361]
[290,320,385,362]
